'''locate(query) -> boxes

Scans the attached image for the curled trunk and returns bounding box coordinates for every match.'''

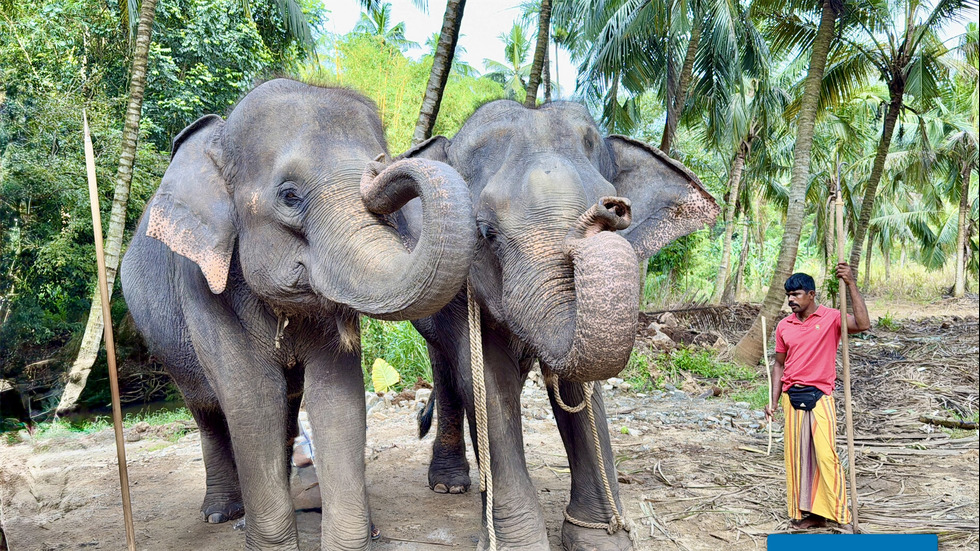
[309,159,475,321]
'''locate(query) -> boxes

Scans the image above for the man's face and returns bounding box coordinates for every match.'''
[786,289,815,314]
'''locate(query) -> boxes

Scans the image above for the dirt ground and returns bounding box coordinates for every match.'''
[2,299,978,550]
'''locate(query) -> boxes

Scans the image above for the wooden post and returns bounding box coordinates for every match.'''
[83,111,137,550]
[835,184,859,532]
[761,315,772,455]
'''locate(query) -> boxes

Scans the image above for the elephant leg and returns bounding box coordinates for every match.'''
[206,360,297,550]
[188,405,244,524]
[548,379,632,551]
[428,342,471,494]
[304,347,372,550]
[466,328,549,551]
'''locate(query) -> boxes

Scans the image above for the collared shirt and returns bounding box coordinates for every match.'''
[774,304,841,395]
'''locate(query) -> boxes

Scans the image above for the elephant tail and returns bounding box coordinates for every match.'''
[417,393,436,438]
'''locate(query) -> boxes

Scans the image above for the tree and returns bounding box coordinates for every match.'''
[483,23,534,101]
[733,0,839,366]
[57,0,160,414]
[708,76,790,303]
[524,0,551,107]
[412,0,467,145]
[835,0,975,275]
[353,2,419,51]
[57,0,319,413]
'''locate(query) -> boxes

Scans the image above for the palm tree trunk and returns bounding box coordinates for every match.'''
[733,0,837,366]
[57,0,157,415]
[660,20,701,154]
[848,90,903,274]
[862,227,875,290]
[712,141,748,303]
[412,0,466,145]
[954,159,973,297]
[726,218,751,303]
[525,0,551,107]
[542,37,552,102]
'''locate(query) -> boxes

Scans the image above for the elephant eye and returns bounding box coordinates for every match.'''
[478,221,497,241]
[278,184,303,208]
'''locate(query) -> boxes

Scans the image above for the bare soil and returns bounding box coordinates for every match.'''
[2,301,978,550]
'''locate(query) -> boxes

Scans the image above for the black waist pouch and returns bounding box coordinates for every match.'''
[785,385,824,411]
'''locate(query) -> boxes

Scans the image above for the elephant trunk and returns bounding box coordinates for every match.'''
[309,158,475,321]
[509,199,640,382]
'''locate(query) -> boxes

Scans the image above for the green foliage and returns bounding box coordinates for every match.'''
[731,383,770,409]
[876,311,898,330]
[360,318,430,392]
[22,406,193,442]
[304,33,502,153]
[620,346,757,394]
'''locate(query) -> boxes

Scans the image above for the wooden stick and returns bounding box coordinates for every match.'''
[835,184,859,532]
[83,111,137,551]
[761,315,772,455]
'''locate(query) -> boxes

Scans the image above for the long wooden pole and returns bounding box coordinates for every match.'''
[835,184,859,533]
[83,110,137,550]
[761,315,772,455]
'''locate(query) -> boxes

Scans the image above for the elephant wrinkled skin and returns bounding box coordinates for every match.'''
[401,100,719,551]
[120,79,475,550]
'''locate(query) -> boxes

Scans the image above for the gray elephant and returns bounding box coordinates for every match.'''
[401,100,719,550]
[120,79,475,550]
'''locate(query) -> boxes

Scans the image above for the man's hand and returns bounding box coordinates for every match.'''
[836,262,856,286]
[764,404,777,422]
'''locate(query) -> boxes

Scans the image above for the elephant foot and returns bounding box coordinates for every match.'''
[476,535,550,551]
[427,457,471,494]
[201,494,245,524]
[561,520,633,551]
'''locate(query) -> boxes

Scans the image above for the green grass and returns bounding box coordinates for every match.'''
[21,407,194,443]
[731,383,770,409]
[876,311,899,330]
[360,318,431,392]
[620,346,759,395]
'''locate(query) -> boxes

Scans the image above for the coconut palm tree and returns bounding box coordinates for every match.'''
[827,0,977,275]
[732,0,840,366]
[524,0,552,106]
[413,0,466,145]
[353,2,419,51]
[483,22,534,101]
[707,75,791,304]
[58,0,316,413]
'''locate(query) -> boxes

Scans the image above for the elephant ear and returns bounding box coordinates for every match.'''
[398,136,450,163]
[146,114,235,294]
[606,135,720,259]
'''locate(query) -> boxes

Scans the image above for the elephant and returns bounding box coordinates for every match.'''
[400,99,719,550]
[120,78,476,550]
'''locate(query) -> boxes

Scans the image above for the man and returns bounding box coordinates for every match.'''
[764,263,870,530]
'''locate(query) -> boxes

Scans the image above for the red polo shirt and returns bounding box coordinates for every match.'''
[774,304,842,395]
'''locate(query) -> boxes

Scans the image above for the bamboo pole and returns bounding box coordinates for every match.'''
[835,184,859,533]
[761,315,772,455]
[83,111,137,551]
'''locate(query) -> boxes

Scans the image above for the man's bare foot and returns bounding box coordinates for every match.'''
[789,515,827,529]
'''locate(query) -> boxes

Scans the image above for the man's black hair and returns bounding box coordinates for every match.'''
[784,272,816,293]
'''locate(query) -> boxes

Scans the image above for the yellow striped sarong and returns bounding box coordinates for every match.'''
[781,393,851,524]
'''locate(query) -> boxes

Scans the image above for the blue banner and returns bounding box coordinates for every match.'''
[767,534,938,550]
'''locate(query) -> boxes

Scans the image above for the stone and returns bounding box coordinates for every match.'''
[365,393,381,410]
[415,388,432,404]
[659,312,679,327]
[734,401,751,409]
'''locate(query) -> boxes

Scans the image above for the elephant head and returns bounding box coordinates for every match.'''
[145,79,475,323]
[405,100,718,381]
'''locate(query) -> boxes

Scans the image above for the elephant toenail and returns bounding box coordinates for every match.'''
[433,483,449,493]
[208,513,227,524]
[449,485,467,494]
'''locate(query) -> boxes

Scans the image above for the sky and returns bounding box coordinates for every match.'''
[319,0,579,98]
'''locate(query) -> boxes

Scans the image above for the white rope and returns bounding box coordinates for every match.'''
[468,282,496,550]
[550,377,635,545]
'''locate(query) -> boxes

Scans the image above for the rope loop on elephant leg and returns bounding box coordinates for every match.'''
[467,282,497,551]
[558,379,637,547]
[547,373,591,414]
